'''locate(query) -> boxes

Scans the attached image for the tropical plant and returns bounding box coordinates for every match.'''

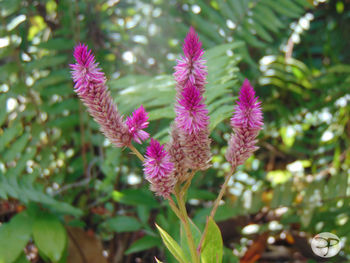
[0,0,349,262]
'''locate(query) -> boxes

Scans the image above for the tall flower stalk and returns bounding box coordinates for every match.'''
[198,79,263,254]
[226,79,263,168]
[170,27,211,180]
[70,44,149,149]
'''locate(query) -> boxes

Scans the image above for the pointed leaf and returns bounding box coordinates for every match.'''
[125,235,162,255]
[155,224,187,263]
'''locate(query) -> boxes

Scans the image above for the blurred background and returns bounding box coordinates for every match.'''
[0,0,349,262]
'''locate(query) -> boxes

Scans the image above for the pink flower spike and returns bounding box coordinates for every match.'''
[225,79,263,168]
[126,105,150,144]
[173,27,207,94]
[175,84,209,134]
[143,139,176,198]
[70,43,105,94]
[183,26,203,61]
[230,79,263,130]
[70,44,131,148]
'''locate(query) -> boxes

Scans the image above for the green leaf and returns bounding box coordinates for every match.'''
[0,211,33,263]
[201,218,223,263]
[180,218,201,260]
[113,188,159,208]
[32,212,67,262]
[0,122,22,152]
[2,132,30,162]
[13,253,30,263]
[105,216,142,233]
[125,235,162,255]
[156,224,187,263]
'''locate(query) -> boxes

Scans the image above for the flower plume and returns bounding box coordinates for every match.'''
[170,27,211,172]
[143,139,176,198]
[173,27,207,94]
[126,105,150,144]
[175,84,209,134]
[230,79,263,130]
[226,79,263,167]
[70,44,131,147]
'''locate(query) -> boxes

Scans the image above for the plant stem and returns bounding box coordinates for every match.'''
[197,168,235,255]
[128,144,144,162]
[175,185,200,263]
[180,170,196,197]
[168,197,183,221]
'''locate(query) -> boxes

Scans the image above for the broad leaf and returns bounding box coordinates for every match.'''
[105,216,142,233]
[201,218,223,263]
[0,211,32,263]
[32,212,67,262]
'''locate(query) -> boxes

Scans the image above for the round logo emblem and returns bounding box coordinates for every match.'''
[311,232,341,258]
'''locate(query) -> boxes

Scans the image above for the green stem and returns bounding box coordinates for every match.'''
[168,197,183,221]
[180,170,196,197]
[197,168,235,255]
[175,185,200,263]
[128,144,144,162]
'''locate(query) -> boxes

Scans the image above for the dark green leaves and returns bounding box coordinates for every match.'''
[0,209,67,263]
[0,212,32,263]
[125,235,162,255]
[105,216,142,233]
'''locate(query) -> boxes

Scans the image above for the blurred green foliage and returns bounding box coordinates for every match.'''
[0,0,349,262]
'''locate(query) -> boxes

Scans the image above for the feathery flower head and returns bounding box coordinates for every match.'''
[70,43,105,94]
[126,105,150,144]
[70,44,131,147]
[175,84,209,134]
[183,27,204,60]
[174,27,207,94]
[226,79,263,168]
[230,79,263,130]
[143,139,176,198]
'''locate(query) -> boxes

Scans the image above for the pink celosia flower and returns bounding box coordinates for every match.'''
[225,79,263,167]
[70,43,131,147]
[143,138,176,198]
[230,79,263,130]
[173,27,207,94]
[175,84,209,134]
[126,105,150,144]
[170,27,212,171]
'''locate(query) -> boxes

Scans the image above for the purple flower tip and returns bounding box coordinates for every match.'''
[144,139,174,178]
[73,43,93,66]
[70,43,105,93]
[183,27,203,60]
[175,84,209,134]
[230,79,263,130]
[143,139,176,198]
[225,79,263,167]
[126,105,150,144]
[173,27,207,94]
